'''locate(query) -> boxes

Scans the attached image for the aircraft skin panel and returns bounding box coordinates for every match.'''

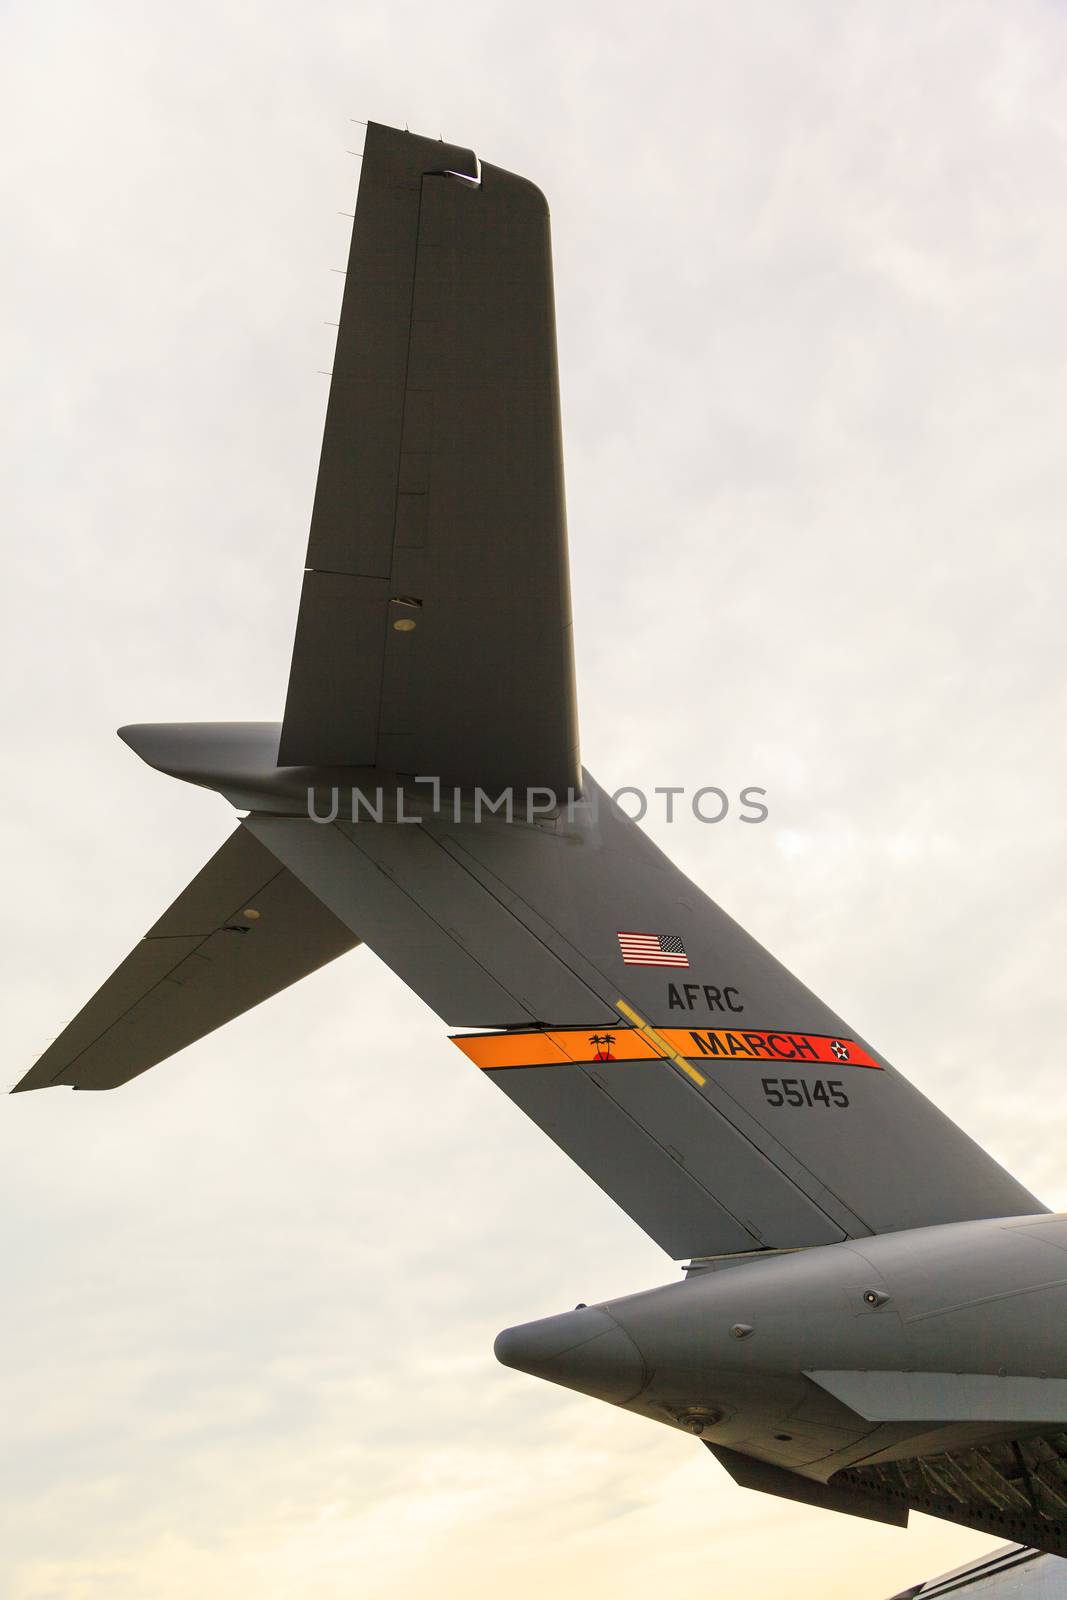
[434,777,864,1035]
[808,1370,1067,1424]
[708,1443,909,1527]
[244,813,614,1027]
[887,1545,1054,1600]
[242,810,851,1254]
[12,826,360,1092]
[490,1062,759,1259]
[570,1060,846,1249]
[302,125,478,580]
[15,937,203,1089]
[279,124,578,794]
[241,774,1041,1253]
[426,775,1043,1242]
[331,815,604,1021]
[280,576,392,763]
[491,1057,846,1254]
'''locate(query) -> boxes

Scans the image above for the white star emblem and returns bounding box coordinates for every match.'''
[830,1039,849,1061]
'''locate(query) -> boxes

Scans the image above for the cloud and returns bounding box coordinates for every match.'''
[3,1,1065,1594]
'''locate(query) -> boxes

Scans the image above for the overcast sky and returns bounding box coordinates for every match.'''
[4,2,1067,1596]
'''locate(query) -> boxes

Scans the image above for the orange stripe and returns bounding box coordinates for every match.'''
[450,1031,575,1069]
[450,1029,659,1069]
[450,1026,880,1071]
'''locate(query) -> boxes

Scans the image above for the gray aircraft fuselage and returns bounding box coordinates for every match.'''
[499,1215,1067,1471]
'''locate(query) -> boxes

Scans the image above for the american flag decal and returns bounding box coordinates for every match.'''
[617,931,689,968]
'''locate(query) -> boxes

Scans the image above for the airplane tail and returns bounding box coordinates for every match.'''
[16,122,1044,1264]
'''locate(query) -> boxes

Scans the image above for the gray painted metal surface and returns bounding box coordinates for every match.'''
[17,121,1067,1559]
[241,771,1040,1255]
[808,1373,1067,1424]
[15,826,359,1091]
[496,1216,1067,1552]
[711,1443,908,1526]
[887,1546,1065,1600]
[279,123,578,793]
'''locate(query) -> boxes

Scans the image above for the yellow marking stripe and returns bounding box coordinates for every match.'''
[613,998,707,1086]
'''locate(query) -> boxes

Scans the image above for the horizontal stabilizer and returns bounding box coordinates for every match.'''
[13,825,359,1092]
[806,1370,1067,1424]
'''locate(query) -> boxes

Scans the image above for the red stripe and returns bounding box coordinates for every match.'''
[622,956,689,966]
